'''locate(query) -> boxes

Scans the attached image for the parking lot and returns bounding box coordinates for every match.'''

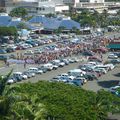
[0,52,119,93]
[0,32,120,93]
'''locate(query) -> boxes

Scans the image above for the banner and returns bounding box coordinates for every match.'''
[7,59,35,64]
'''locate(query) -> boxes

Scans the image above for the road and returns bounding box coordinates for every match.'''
[0,52,119,92]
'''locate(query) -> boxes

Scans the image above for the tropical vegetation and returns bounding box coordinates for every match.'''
[9,7,28,19]
[70,9,120,28]
[0,73,120,120]
[0,26,17,36]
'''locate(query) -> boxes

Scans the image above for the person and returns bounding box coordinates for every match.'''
[24,62,26,68]
[6,62,9,67]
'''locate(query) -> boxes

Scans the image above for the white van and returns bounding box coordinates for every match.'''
[43,63,53,71]
[28,67,43,74]
[68,69,86,77]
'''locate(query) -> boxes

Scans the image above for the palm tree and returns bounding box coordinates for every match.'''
[2,84,47,120]
[0,70,47,119]
[17,22,28,30]
[0,70,12,119]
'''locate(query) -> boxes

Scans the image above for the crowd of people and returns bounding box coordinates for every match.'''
[7,34,117,66]
[30,35,110,64]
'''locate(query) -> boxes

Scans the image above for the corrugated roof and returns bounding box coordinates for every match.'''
[107,44,120,49]
[29,16,47,23]
[7,21,21,27]
[0,16,11,26]
[59,20,80,29]
[29,16,80,30]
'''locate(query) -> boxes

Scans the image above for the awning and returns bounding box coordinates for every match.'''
[107,44,120,49]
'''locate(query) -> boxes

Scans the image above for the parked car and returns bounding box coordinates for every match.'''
[88,56,102,62]
[0,55,7,60]
[82,51,94,56]
[0,49,7,54]
[60,59,69,65]
[84,73,98,81]
[108,53,118,59]
[13,72,27,81]
[43,63,54,71]
[55,73,75,80]
[108,59,120,64]
[52,60,65,67]
[6,47,15,53]
[67,79,83,86]
[38,66,48,73]
[28,67,43,74]
[7,77,17,84]
[109,86,120,94]
[23,71,35,78]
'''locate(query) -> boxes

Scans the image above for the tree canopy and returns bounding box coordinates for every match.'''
[70,10,120,28]
[0,81,119,120]
[0,27,17,36]
[9,7,28,18]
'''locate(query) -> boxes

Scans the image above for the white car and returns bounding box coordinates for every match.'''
[24,50,34,55]
[108,54,118,59]
[104,64,115,70]
[88,62,103,66]
[28,67,43,74]
[52,60,65,67]
[22,74,28,79]
[43,63,54,71]
[95,65,109,72]
[109,86,120,93]
[7,79,15,84]
[57,73,75,80]
[13,72,27,80]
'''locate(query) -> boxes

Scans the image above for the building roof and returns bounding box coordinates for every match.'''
[28,15,47,23]
[0,16,11,26]
[29,16,80,30]
[0,15,80,30]
[0,16,36,30]
[7,21,21,27]
[107,44,120,49]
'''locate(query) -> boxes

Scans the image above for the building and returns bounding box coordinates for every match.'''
[0,0,5,9]
[4,0,120,15]
[5,0,69,15]
[74,0,107,13]
[74,0,120,13]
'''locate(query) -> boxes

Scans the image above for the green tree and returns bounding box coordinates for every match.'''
[9,7,28,19]
[0,8,6,13]
[17,22,28,30]
[6,81,119,120]
[0,27,17,36]
[0,72,47,120]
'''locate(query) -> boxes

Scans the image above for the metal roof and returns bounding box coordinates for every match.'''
[107,44,120,49]
[29,16,80,30]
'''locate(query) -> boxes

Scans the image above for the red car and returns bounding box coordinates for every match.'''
[88,56,102,62]
[93,47,108,53]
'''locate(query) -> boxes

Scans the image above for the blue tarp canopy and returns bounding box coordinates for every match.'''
[29,16,80,30]
[107,44,120,49]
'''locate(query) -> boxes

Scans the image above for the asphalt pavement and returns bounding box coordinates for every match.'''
[0,32,120,93]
